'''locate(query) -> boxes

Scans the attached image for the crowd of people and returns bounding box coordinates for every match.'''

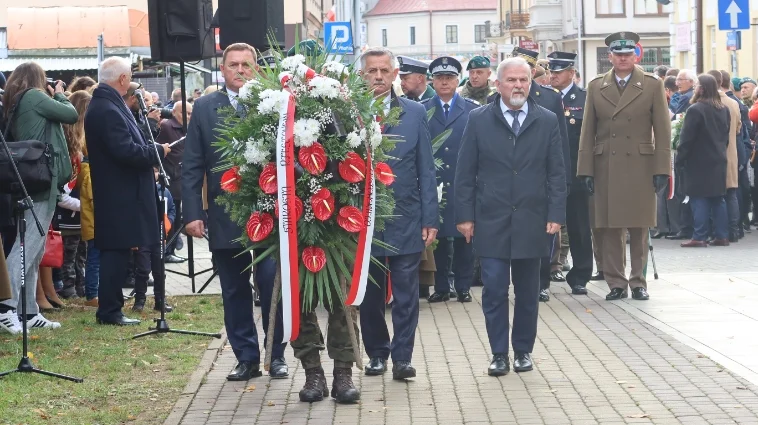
[2,28,758,406]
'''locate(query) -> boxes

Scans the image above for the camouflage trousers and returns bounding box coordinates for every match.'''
[61,234,86,294]
[291,283,360,370]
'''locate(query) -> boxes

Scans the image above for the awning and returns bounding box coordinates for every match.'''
[0,54,138,72]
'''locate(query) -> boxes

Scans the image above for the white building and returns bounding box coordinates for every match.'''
[362,0,498,62]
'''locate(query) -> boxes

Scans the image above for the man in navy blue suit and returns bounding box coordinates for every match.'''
[359,47,439,381]
[182,43,288,382]
[422,56,481,303]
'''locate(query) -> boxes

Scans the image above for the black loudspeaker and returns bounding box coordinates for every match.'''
[217,0,285,52]
[148,0,216,62]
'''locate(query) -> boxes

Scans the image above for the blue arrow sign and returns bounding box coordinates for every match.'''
[324,22,354,54]
[718,0,749,30]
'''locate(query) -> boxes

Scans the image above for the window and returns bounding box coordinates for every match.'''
[596,47,672,74]
[446,25,458,44]
[475,24,486,43]
[596,0,624,16]
[381,29,387,47]
[634,0,671,15]
[410,26,416,45]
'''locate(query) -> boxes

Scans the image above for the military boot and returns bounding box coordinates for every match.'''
[299,366,328,402]
[331,367,360,403]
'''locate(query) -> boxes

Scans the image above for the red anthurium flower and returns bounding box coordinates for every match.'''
[259,163,278,194]
[338,152,366,183]
[311,187,335,221]
[220,166,241,193]
[337,206,365,233]
[246,212,274,242]
[274,196,304,222]
[302,246,326,273]
[374,162,395,186]
[298,143,327,175]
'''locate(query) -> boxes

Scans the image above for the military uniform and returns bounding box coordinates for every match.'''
[398,56,437,102]
[490,46,571,302]
[576,32,671,301]
[421,56,480,303]
[458,55,495,106]
[548,51,593,294]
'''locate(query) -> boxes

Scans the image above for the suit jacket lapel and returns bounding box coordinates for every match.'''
[614,67,643,116]
[430,96,446,127]
[518,99,540,135]
[385,91,406,134]
[446,96,465,128]
[489,95,515,137]
[600,71,620,108]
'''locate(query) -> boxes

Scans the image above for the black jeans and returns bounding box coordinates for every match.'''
[134,243,165,300]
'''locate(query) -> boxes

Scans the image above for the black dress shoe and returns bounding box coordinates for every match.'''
[427,292,450,303]
[651,231,668,239]
[605,288,628,300]
[590,271,605,281]
[539,289,550,302]
[631,287,650,300]
[132,298,145,312]
[165,254,187,264]
[269,357,288,378]
[550,271,566,282]
[392,361,416,380]
[457,291,472,302]
[571,285,588,295]
[513,352,533,372]
[96,315,141,326]
[226,361,262,381]
[364,357,387,376]
[488,353,509,376]
[666,232,691,240]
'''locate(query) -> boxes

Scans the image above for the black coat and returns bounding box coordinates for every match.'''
[182,88,245,251]
[85,84,164,250]
[676,102,730,198]
[455,96,567,260]
[156,117,186,201]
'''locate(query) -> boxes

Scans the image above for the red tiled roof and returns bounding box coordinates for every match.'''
[364,0,497,17]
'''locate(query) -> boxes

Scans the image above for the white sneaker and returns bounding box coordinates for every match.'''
[0,310,22,334]
[26,313,61,330]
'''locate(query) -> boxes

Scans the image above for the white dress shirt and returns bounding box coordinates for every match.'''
[499,98,529,127]
[560,83,575,99]
[615,73,631,86]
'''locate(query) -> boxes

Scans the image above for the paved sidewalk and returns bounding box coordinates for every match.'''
[163,235,758,424]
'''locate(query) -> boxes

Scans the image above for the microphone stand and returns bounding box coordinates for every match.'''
[131,93,220,340]
[0,123,82,382]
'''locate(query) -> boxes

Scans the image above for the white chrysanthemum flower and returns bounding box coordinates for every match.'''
[281,54,305,71]
[294,118,321,147]
[370,120,383,148]
[243,138,269,165]
[308,76,341,99]
[257,89,290,115]
[346,131,362,148]
[238,79,261,100]
[323,61,348,77]
[359,127,367,142]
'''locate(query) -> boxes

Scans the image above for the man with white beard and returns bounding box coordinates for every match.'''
[454,57,567,377]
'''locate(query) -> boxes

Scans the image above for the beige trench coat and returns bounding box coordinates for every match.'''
[577,66,672,228]
[721,92,741,189]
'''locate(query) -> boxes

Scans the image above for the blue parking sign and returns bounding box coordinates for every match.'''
[718,0,750,30]
[324,22,354,54]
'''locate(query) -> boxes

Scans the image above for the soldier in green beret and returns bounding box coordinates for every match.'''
[286,39,324,57]
[458,55,495,105]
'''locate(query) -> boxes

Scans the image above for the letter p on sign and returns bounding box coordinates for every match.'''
[324,22,354,54]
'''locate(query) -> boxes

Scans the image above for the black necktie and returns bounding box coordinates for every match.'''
[618,79,627,90]
[234,96,246,117]
[508,110,521,135]
[443,103,450,119]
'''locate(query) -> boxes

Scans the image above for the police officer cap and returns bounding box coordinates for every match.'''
[257,55,277,68]
[286,39,324,57]
[466,55,491,70]
[605,31,639,54]
[547,51,577,72]
[429,56,462,77]
[511,47,539,66]
[397,56,428,75]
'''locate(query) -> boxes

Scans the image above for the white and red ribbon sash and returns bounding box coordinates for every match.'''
[346,147,376,306]
[275,91,301,342]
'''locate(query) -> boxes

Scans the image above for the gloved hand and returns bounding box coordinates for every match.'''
[579,176,594,194]
[653,175,668,192]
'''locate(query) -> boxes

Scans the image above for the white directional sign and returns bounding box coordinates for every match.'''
[718,0,749,30]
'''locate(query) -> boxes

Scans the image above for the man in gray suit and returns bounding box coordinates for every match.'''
[182,43,288,383]
[455,57,566,377]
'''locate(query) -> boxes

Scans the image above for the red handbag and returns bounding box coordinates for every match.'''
[40,228,63,268]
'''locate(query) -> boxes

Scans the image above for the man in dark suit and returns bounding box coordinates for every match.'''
[359,47,439,381]
[182,43,288,382]
[85,57,171,326]
[489,47,570,302]
[456,56,566,376]
[547,52,591,295]
[421,56,479,303]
